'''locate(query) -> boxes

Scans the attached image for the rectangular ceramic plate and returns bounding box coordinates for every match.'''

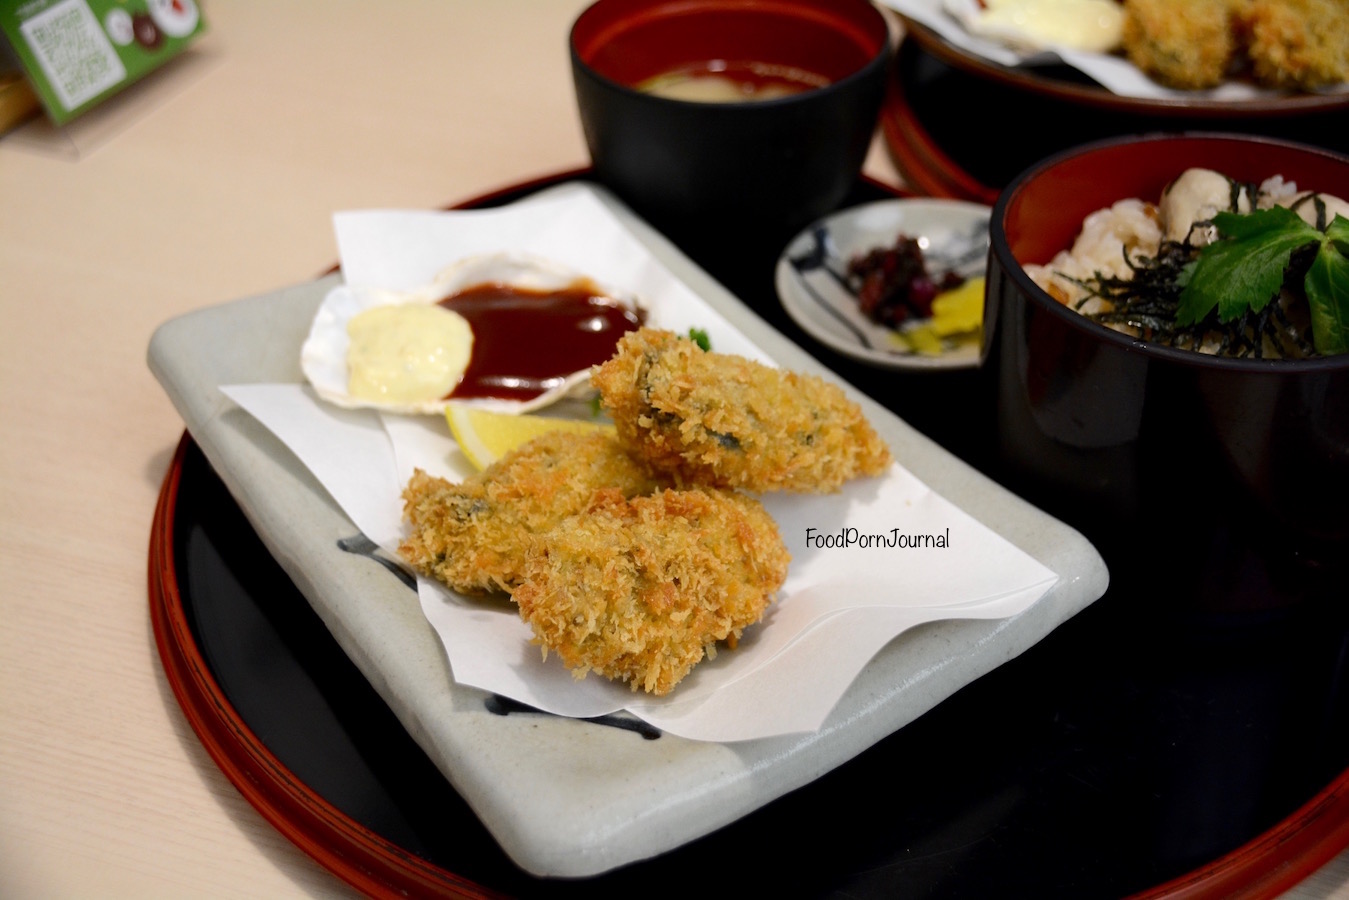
[148,182,1108,878]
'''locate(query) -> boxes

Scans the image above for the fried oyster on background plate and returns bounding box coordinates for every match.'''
[591,328,891,493]
[1121,0,1349,91]
[399,430,666,595]
[513,487,791,695]
[1244,0,1349,90]
[1121,0,1239,89]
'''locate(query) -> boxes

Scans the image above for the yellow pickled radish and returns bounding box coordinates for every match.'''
[928,277,985,336]
[890,277,985,355]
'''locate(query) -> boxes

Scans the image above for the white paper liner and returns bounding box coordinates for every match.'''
[220,184,1059,742]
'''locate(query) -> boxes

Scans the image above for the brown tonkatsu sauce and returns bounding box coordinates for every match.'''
[438,281,643,401]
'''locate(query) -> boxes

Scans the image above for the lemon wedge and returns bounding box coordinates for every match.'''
[445,405,616,470]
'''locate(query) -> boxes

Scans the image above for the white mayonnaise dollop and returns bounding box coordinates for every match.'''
[966,0,1125,53]
[346,304,473,405]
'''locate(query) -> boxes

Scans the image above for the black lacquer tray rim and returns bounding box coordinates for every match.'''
[150,167,1349,900]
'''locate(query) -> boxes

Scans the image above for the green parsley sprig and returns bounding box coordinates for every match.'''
[1177,207,1349,356]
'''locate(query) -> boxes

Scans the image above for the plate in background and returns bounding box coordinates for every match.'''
[899,17,1349,117]
[776,197,991,370]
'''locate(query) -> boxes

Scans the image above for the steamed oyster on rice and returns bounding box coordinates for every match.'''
[1025,167,1348,359]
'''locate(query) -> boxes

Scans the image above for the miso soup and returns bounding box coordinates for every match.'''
[637,60,829,102]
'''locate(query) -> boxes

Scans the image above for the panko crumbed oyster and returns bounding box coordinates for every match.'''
[591,328,891,493]
[399,430,666,595]
[513,486,791,695]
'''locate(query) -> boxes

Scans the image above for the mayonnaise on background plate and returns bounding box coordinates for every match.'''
[948,0,1125,53]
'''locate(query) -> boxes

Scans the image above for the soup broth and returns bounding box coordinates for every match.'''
[637,61,829,102]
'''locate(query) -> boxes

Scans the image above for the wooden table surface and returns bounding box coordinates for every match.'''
[2,2,1346,896]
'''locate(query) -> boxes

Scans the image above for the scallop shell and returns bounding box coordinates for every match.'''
[300,252,646,415]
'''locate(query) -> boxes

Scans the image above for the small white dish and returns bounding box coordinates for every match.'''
[776,197,992,370]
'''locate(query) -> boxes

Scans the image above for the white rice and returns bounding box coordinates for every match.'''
[1024,199,1162,313]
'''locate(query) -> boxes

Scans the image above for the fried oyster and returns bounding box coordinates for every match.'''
[591,328,891,493]
[399,430,665,594]
[1121,0,1349,91]
[513,487,791,695]
[1244,0,1349,90]
[1122,0,1239,89]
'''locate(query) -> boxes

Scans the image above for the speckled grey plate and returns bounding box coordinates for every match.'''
[148,182,1107,878]
[777,198,992,370]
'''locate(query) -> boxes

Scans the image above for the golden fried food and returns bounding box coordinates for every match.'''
[399,430,665,594]
[513,487,791,695]
[1122,0,1238,89]
[1243,0,1349,90]
[591,328,891,493]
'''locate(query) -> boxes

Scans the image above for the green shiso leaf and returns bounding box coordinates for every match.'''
[1306,215,1349,356]
[1176,207,1322,327]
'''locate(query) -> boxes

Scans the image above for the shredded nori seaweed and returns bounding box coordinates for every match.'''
[1061,230,1319,359]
